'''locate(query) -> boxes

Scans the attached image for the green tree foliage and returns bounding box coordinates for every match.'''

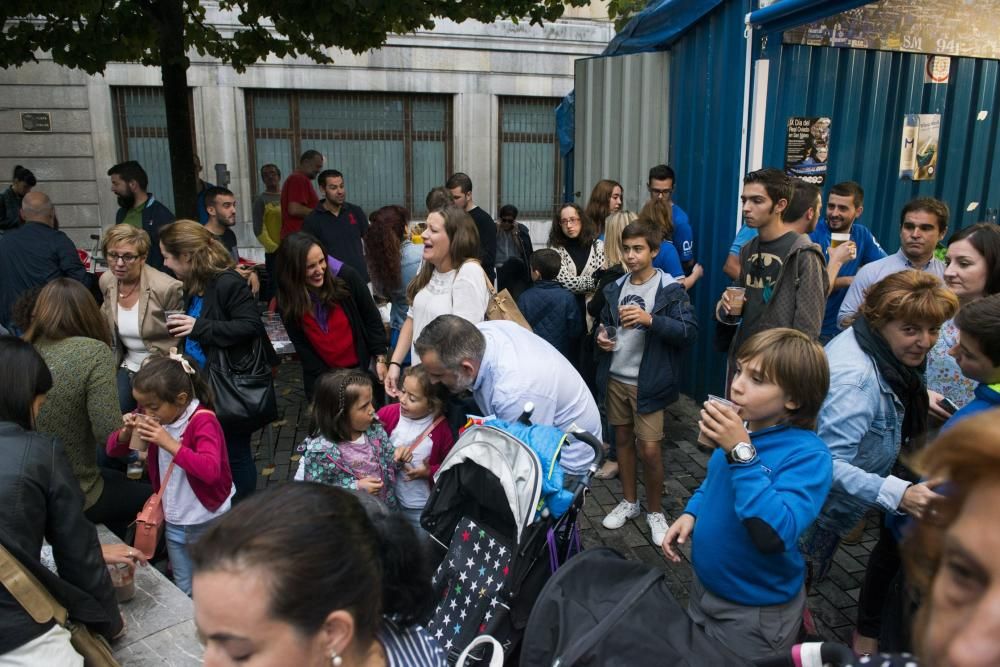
[1,0,604,217]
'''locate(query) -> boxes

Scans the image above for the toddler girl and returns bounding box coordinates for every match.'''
[378,364,454,530]
[295,369,398,508]
[107,351,234,595]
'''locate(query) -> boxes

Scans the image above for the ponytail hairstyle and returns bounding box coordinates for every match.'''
[311,368,373,442]
[191,483,435,647]
[132,352,213,411]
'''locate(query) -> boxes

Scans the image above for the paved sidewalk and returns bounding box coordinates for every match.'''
[253,361,872,645]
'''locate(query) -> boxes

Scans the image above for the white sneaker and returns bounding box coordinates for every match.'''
[602,500,640,529]
[647,512,670,546]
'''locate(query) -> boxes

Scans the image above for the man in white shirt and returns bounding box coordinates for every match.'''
[414,315,602,477]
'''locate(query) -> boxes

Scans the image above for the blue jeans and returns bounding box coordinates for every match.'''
[165,520,216,596]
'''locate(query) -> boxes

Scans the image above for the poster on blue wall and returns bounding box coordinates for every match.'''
[899,114,941,181]
[783,0,1000,60]
[785,116,830,186]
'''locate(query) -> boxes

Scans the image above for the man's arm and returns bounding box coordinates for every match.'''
[723,253,741,280]
[838,268,871,328]
[288,201,313,218]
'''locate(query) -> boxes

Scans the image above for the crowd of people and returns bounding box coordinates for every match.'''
[0,153,999,667]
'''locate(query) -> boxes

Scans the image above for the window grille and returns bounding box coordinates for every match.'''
[498,96,562,218]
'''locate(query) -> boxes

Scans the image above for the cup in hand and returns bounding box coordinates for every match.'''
[600,324,620,351]
[697,394,741,447]
[724,286,746,317]
[830,233,856,259]
[128,414,148,452]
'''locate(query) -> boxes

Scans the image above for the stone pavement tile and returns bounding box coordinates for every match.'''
[833,549,867,574]
[815,578,860,610]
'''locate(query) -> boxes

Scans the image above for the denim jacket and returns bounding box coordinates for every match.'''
[814,327,909,536]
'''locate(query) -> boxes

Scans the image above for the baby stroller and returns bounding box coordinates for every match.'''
[420,405,604,664]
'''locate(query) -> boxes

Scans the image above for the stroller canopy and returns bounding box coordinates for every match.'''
[434,424,543,544]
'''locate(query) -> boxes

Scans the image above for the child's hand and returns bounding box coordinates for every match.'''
[393,446,413,465]
[118,414,136,442]
[384,364,402,398]
[699,400,749,453]
[661,513,695,562]
[595,325,615,352]
[135,418,179,454]
[405,460,430,481]
[358,476,383,495]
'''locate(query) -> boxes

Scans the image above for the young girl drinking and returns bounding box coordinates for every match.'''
[295,369,398,508]
[378,365,454,529]
[106,351,234,596]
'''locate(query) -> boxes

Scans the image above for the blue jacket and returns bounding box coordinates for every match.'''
[686,424,832,605]
[517,280,583,359]
[945,383,1000,429]
[115,194,175,271]
[595,271,697,413]
[814,328,907,537]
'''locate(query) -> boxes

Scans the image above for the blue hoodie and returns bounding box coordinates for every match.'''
[945,382,1000,430]
[686,424,832,606]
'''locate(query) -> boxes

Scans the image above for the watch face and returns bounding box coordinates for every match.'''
[733,443,755,462]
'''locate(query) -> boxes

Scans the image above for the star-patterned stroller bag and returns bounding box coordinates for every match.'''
[421,417,605,664]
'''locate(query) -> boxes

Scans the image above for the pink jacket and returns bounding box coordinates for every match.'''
[377,404,454,486]
[107,408,233,512]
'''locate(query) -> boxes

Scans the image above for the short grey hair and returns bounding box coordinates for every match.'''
[414,315,486,371]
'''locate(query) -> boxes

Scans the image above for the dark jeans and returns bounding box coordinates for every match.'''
[116,366,138,413]
[225,428,257,504]
[85,467,153,541]
[261,252,277,302]
[856,522,901,638]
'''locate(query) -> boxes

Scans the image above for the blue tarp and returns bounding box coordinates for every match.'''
[748,0,875,35]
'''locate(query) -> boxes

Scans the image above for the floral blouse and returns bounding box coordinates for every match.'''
[297,420,398,508]
[552,240,606,295]
[926,318,976,409]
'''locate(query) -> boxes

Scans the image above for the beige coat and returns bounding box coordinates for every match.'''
[100,263,184,366]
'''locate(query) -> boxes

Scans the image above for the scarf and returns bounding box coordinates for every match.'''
[309,292,331,334]
[852,316,928,476]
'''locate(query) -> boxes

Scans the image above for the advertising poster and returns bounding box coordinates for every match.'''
[899,114,941,181]
[785,116,830,185]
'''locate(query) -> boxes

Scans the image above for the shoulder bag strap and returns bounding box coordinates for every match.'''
[405,416,446,456]
[0,541,67,626]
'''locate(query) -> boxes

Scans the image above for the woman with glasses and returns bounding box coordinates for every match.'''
[99,224,184,412]
[549,203,605,296]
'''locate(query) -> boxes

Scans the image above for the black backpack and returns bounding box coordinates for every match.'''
[520,547,749,666]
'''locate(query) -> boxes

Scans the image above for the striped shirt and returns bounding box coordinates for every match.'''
[380,617,447,667]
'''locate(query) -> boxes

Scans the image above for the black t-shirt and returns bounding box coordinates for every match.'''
[741,230,798,334]
[212,228,240,262]
[303,201,370,283]
[468,206,497,282]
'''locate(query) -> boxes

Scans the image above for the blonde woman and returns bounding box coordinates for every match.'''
[99,223,184,411]
[158,219,270,503]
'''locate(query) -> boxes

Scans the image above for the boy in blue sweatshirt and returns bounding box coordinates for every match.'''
[596,221,697,546]
[517,248,584,361]
[662,327,832,659]
[945,293,1000,428]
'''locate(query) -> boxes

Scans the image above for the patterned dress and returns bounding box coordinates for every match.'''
[298,420,399,508]
[926,318,976,408]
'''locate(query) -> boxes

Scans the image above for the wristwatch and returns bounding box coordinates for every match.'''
[727,441,756,464]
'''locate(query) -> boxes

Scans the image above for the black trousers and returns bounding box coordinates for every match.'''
[84,467,153,541]
[856,522,901,638]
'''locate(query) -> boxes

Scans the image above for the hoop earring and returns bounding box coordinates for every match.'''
[330,652,343,667]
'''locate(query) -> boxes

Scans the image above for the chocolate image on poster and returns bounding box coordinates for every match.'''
[785,116,830,186]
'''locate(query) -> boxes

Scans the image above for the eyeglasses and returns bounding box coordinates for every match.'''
[560,217,581,225]
[648,187,673,198]
[107,253,143,264]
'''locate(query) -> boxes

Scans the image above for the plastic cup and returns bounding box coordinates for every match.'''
[697,394,741,447]
[724,286,746,316]
[107,562,135,602]
[602,325,620,351]
[830,232,850,248]
[164,309,185,320]
[126,460,144,480]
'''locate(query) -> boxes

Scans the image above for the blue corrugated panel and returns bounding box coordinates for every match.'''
[669,0,751,400]
[762,44,1000,250]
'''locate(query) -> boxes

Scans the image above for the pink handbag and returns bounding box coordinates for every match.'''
[132,459,176,560]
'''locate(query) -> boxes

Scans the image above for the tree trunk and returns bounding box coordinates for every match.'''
[156,0,197,219]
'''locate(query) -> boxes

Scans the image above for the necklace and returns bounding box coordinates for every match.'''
[118,281,139,301]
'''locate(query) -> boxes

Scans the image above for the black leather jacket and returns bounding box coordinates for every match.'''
[0,421,122,652]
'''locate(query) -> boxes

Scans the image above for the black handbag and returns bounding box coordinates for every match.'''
[207,336,278,432]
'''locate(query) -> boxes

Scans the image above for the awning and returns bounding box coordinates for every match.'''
[604,0,725,56]
[747,0,875,34]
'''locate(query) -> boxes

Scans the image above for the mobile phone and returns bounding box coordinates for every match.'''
[938,397,959,416]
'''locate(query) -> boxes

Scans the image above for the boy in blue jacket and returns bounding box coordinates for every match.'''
[662,328,832,659]
[945,293,1000,428]
[517,249,583,361]
[596,221,697,546]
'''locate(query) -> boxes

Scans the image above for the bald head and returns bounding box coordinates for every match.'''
[21,191,55,226]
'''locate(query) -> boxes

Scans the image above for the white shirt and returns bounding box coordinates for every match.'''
[158,399,235,525]
[471,321,602,475]
[390,412,435,509]
[408,262,491,357]
[116,302,148,371]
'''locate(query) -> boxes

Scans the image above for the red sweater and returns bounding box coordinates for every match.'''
[302,304,359,369]
[377,404,455,486]
[107,409,233,512]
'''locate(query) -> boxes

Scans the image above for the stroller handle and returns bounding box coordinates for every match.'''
[568,425,605,471]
